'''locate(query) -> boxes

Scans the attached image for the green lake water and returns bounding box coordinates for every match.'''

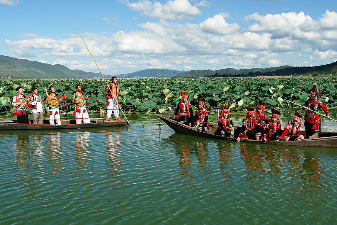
[0,116,337,224]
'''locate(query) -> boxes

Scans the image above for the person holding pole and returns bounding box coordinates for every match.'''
[304,85,329,139]
[105,77,121,121]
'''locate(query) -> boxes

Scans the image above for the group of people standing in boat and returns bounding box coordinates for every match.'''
[174,85,330,141]
[12,77,121,125]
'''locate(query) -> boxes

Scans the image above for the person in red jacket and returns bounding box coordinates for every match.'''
[278,111,304,141]
[237,106,257,141]
[194,100,209,132]
[304,85,329,139]
[255,99,268,140]
[217,105,234,138]
[264,108,282,141]
[175,91,194,126]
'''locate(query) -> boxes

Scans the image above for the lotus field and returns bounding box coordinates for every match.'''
[0,77,337,116]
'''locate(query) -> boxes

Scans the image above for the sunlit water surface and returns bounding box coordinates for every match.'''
[0,116,337,224]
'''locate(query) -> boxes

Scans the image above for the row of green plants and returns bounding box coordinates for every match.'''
[0,77,336,116]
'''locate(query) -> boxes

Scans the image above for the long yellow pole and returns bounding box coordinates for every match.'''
[78,32,130,126]
[289,100,337,123]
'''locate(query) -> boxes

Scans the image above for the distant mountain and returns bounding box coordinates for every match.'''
[176,62,337,78]
[116,69,184,78]
[0,55,101,79]
[1,54,337,80]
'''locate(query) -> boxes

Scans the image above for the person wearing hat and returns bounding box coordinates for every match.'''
[237,106,257,141]
[175,91,194,126]
[217,105,234,138]
[105,76,121,122]
[255,99,268,140]
[194,100,209,132]
[278,111,304,141]
[12,86,29,124]
[304,85,329,139]
[264,108,281,141]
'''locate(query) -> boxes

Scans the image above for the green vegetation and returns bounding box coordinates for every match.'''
[1,77,336,117]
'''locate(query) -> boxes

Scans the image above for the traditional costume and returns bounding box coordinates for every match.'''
[29,92,44,124]
[175,91,194,126]
[217,105,234,138]
[73,90,90,124]
[195,100,209,132]
[105,82,120,121]
[46,92,61,125]
[238,106,257,139]
[264,108,281,141]
[255,99,268,140]
[278,111,304,141]
[12,91,29,124]
[304,85,329,138]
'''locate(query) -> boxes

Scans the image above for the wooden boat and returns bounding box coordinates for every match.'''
[0,119,128,130]
[158,114,337,148]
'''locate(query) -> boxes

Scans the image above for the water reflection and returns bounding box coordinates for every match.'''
[237,143,326,192]
[74,131,91,175]
[106,130,122,177]
[216,142,234,180]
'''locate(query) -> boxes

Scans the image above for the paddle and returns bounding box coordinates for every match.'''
[78,32,130,126]
[288,100,337,123]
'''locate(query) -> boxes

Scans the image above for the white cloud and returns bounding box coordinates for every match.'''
[0,0,19,6]
[197,0,212,7]
[5,10,337,75]
[102,17,110,23]
[200,14,239,35]
[319,10,337,29]
[124,0,201,21]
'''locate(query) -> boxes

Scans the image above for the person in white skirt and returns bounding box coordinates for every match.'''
[105,77,121,122]
[45,86,61,125]
[72,84,90,124]
[29,87,44,124]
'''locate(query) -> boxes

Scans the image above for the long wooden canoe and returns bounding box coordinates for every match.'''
[0,119,128,130]
[158,114,337,148]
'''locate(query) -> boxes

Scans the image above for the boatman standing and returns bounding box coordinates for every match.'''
[304,85,329,139]
[105,77,121,122]
[72,84,90,124]
[45,86,61,125]
[12,86,29,124]
[29,87,44,124]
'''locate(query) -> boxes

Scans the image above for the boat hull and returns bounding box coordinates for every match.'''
[0,119,128,130]
[158,114,337,148]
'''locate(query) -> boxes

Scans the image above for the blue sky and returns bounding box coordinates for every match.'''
[1,0,337,76]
